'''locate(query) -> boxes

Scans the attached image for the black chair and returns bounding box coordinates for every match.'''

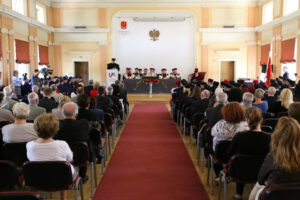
[263,112,274,119]
[2,142,28,167]
[0,160,20,190]
[0,192,43,200]
[218,154,266,200]
[261,125,273,133]
[260,184,300,200]
[68,142,98,198]
[0,121,10,129]
[275,112,288,118]
[207,140,232,195]
[23,161,83,200]
[262,118,279,130]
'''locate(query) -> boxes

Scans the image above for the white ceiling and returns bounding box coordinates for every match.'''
[47,0,265,8]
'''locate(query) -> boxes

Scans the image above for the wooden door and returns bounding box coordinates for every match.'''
[220,61,234,81]
[75,62,89,84]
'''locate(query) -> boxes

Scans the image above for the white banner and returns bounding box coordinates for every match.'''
[107,69,119,86]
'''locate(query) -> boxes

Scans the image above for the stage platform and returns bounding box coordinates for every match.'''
[128,94,171,104]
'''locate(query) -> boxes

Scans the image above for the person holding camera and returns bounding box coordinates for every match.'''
[12,70,21,97]
[31,69,41,88]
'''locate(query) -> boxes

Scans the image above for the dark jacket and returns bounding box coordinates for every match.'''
[77,107,99,122]
[191,98,210,116]
[96,95,113,111]
[264,96,277,112]
[205,104,224,127]
[269,101,288,113]
[38,97,57,113]
[258,153,300,186]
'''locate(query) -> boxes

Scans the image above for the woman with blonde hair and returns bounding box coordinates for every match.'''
[89,81,100,97]
[52,95,70,120]
[270,88,293,113]
[249,117,300,200]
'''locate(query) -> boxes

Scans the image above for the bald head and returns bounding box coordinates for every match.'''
[201,89,210,99]
[63,102,78,119]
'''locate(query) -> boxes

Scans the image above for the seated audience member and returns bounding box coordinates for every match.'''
[89,97,104,121]
[228,87,243,103]
[288,102,300,124]
[205,92,228,127]
[71,86,84,103]
[241,92,254,108]
[77,95,98,121]
[249,117,300,200]
[32,85,42,100]
[97,86,113,111]
[0,93,14,123]
[264,86,277,112]
[1,86,18,111]
[54,102,90,182]
[107,86,123,115]
[212,102,249,151]
[89,82,100,98]
[84,80,94,96]
[191,89,210,115]
[26,113,76,200]
[269,88,293,114]
[2,102,38,143]
[50,84,64,103]
[38,87,58,113]
[28,92,46,121]
[253,89,268,114]
[52,96,70,120]
[227,107,270,200]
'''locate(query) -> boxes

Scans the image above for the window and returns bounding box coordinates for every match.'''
[14,40,29,79]
[281,39,297,81]
[12,0,26,15]
[262,1,274,24]
[283,0,299,16]
[37,46,47,79]
[36,3,46,24]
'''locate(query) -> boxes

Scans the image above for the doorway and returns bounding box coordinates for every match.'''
[74,62,89,84]
[220,61,235,81]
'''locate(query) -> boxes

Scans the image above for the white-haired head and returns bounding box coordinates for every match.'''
[62,102,78,119]
[3,86,12,97]
[12,102,30,119]
[28,92,39,105]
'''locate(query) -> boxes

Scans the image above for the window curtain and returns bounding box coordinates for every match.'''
[260,44,271,65]
[39,45,49,65]
[280,38,296,63]
[15,39,30,64]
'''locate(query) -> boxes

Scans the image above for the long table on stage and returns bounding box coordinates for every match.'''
[123,79,178,94]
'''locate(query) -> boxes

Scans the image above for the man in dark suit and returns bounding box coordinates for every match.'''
[191,89,210,116]
[107,58,120,71]
[97,86,113,111]
[54,102,90,183]
[283,66,289,80]
[77,95,99,122]
[84,80,94,96]
[205,92,227,127]
[264,86,278,112]
[38,87,57,113]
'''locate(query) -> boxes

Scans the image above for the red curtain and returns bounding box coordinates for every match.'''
[15,39,30,64]
[280,38,296,63]
[39,45,49,65]
[260,44,271,65]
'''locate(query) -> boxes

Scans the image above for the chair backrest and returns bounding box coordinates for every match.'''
[214,140,232,163]
[68,142,89,166]
[262,119,279,130]
[0,192,43,200]
[192,112,204,127]
[23,161,73,191]
[0,121,10,129]
[260,184,300,200]
[2,142,28,167]
[261,125,273,133]
[275,112,288,118]
[228,154,266,183]
[0,160,19,190]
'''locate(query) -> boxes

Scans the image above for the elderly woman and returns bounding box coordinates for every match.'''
[26,113,77,200]
[227,107,270,200]
[2,102,38,143]
[270,88,293,114]
[52,95,70,120]
[253,89,268,113]
[249,117,300,200]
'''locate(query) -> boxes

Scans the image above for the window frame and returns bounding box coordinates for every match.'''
[262,1,274,24]
[36,2,47,24]
[283,0,299,16]
[12,0,27,16]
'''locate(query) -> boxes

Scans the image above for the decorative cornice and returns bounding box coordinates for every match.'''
[215,50,240,55]
[0,6,54,33]
[98,41,108,46]
[68,51,93,55]
[29,36,38,41]
[1,28,8,34]
[54,28,110,33]
[198,27,255,33]
[246,41,257,45]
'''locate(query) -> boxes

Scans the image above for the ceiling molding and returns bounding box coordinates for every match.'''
[55,28,110,33]
[0,6,54,32]
[68,51,93,55]
[50,0,259,8]
[198,27,255,33]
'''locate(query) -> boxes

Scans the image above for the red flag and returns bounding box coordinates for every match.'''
[266,57,272,87]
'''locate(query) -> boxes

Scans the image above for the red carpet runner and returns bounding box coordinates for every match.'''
[93,104,209,200]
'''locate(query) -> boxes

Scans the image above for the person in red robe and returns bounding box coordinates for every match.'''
[191,68,204,81]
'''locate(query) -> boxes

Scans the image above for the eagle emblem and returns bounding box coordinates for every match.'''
[149,29,160,41]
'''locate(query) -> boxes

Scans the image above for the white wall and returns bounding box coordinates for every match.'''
[113,11,195,80]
